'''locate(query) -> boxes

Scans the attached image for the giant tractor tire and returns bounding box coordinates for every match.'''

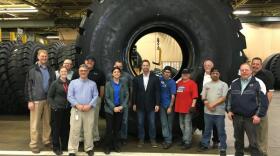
[57,43,79,69]
[269,53,280,90]
[0,41,23,114]
[76,0,247,135]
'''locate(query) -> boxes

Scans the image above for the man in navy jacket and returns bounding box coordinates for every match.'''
[227,63,268,156]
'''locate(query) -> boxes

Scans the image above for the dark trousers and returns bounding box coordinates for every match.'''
[104,112,123,150]
[233,115,262,156]
[51,108,70,151]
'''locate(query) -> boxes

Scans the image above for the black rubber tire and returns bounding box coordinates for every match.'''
[0,41,20,114]
[269,53,280,90]
[7,42,28,114]
[76,0,246,83]
[57,43,79,69]
[48,41,65,69]
[263,53,279,70]
[76,0,247,136]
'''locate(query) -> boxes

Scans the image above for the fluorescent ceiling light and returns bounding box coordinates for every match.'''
[0,6,36,10]
[46,36,60,39]
[0,17,29,20]
[0,9,38,13]
[233,10,251,15]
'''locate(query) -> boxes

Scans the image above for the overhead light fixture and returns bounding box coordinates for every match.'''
[0,17,29,20]
[233,10,251,15]
[46,36,60,39]
[0,9,38,13]
[0,6,38,13]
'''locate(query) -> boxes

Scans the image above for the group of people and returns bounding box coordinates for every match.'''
[25,48,274,156]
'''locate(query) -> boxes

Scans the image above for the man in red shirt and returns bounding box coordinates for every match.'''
[175,68,198,149]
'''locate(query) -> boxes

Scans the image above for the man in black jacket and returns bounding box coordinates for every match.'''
[133,59,160,148]
[25,49,56,154]
[227,63,268,156]
[251,57,274,156]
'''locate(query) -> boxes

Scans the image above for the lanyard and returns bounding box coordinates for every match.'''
[63,83,68,94]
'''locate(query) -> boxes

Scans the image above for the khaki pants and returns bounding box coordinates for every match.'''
[92,97,101,142]
[68,107,94,153]
[29,100,51,150]
[257,115,268,156]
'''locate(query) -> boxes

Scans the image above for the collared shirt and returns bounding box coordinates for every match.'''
[111,81,121,106]
[203,72,211,86]
[143,72,150,91]
[160,77,176,108]
[67,78,99,107]
[241,76,252,94]
[39,64,50,93]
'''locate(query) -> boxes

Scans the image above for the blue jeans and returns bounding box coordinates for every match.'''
[179,113,192,144]
[120,107,128,139]
[201,113,227,150]
[137,110,156,140]
[160,107,174,143]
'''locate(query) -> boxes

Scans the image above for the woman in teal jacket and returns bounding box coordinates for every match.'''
[104,67,129,154]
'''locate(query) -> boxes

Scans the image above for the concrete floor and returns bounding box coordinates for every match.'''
[0,91,279,156]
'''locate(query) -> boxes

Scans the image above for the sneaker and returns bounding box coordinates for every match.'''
[137,139,144,148]
[53,149,63,155]
[181,143,192,150]
[220,150,227,156]
[104,148,110,155]
[69,153,76,156]
[86,150,94,156]
[31,148,40,154]
[114,146,121,153]
[162,143,172,149]
[198,144,208,152]
[151,140,158,148]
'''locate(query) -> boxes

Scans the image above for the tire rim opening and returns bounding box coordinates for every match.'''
[128,32,184,78]
[125,24,194,80]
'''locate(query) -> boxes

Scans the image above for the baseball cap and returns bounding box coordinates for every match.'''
[85,55,96,62]
[163,66,172,72]
[182,68,193,74]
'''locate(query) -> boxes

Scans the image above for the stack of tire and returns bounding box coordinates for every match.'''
[0,41,79,114]
[263,53,280,90]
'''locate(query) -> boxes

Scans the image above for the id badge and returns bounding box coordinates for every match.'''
[75,109,79,120]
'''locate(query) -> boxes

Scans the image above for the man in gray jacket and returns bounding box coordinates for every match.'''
[25,49,56,153]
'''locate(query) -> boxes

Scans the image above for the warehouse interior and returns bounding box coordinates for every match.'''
[0,0,280,155]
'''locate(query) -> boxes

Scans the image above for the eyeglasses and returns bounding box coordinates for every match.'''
[240,69,250,72]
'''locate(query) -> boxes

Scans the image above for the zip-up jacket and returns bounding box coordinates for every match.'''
[226,76,268,117]
[25,64,56,101]
[47,78,70,109]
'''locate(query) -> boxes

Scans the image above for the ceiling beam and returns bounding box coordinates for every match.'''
[0,19,55,28]
[239,16,280,23]
[20,0,51,16]
[234,0,250,9]
[0,18,81,28]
